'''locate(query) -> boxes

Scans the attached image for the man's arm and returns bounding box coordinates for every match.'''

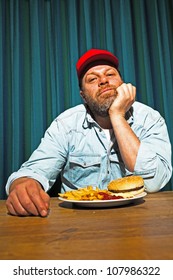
[109,83,140,171]
[109,83,172,192]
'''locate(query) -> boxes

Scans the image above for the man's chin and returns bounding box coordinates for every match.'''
[92,107,110,117]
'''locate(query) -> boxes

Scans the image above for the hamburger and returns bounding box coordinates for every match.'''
[107,176,145,198]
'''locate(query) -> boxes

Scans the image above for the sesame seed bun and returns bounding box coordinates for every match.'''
[107,176,145,198]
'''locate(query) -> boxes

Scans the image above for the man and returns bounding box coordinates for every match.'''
[5,49,172,217]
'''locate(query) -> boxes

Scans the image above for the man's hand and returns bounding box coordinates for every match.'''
[6,177,50,217]
[109,83,136,117]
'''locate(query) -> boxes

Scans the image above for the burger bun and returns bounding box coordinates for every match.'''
[108,176,145,198]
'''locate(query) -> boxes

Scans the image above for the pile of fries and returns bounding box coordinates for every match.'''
[58,186,123,201]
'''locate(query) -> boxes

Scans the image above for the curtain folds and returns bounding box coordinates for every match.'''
[0,0,173,198]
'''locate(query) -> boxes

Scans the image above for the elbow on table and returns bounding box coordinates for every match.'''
[144,172,172,193]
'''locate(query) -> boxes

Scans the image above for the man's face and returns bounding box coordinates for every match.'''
[80,65,123,117]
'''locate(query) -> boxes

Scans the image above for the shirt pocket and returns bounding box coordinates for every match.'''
[69,154,101,187]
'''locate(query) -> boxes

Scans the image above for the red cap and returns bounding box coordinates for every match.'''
[76,49,119,80]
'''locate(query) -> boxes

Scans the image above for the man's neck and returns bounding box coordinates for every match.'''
[94,114,112,129]
[85,105,112,129]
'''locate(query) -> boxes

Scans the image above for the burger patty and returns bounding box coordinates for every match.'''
[109,186,143,193]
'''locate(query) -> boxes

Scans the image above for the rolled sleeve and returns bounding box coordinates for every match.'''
[5,171,51,195]
[134,143,157,177]
[5,118,68,195]
[134,136,172,193]
[131,103,172,192]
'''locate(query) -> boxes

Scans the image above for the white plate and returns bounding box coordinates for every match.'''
[58,192,147,208]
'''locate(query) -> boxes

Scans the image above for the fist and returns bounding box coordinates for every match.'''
[109,83,136,117]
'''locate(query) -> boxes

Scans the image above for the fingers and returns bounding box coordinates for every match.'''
[6,178,50,217]
[6,188,33,216]
[116,83,136,102]
[40,189,50,210]
[6,197,22,216]
[24,185,50,216]
[109,83,136,117]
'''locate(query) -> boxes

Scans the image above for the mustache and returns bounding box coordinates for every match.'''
[97,86,118,97]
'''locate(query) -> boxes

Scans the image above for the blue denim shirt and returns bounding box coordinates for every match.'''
[6,101,172,194]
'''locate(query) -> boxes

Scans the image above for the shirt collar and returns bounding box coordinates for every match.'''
[82,105,134,128]
[82,106,97,129]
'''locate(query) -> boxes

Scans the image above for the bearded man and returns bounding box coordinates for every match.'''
[5,49,172,216]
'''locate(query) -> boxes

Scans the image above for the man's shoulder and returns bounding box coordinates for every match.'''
[133,101,160,115]
[57,104,86,119]
[132,101,162,123]
[55,104,87,129]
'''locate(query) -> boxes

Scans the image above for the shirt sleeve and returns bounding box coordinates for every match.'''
[134,114,172,192]
[5,118,68,195]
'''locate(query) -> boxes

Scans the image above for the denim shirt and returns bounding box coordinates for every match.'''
[6,102,172,194]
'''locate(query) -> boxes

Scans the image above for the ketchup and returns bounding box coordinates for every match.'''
[98,192,123,200]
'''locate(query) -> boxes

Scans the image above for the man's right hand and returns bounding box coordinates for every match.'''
[6,177,50,217]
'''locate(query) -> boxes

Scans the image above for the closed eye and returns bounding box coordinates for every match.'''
[90,77,97,81]
[106,71,116,77]
[87,76,97,83]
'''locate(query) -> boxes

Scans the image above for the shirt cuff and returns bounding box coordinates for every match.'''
[5,171,50,195]
[134,142,157,178]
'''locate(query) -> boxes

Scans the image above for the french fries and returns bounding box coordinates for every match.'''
[58,186,123,201]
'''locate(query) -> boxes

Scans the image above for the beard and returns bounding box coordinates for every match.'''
[82,87,117,117]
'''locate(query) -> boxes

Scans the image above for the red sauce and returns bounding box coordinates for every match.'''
[98,192,123,200]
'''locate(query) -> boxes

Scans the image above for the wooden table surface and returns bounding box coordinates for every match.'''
[0,191,173,260]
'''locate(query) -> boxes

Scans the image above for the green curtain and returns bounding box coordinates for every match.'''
[0,0,173,199]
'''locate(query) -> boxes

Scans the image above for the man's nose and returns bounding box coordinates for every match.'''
[99,75,108,86]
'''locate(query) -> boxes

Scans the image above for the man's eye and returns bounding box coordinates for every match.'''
[89,77,97,82]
